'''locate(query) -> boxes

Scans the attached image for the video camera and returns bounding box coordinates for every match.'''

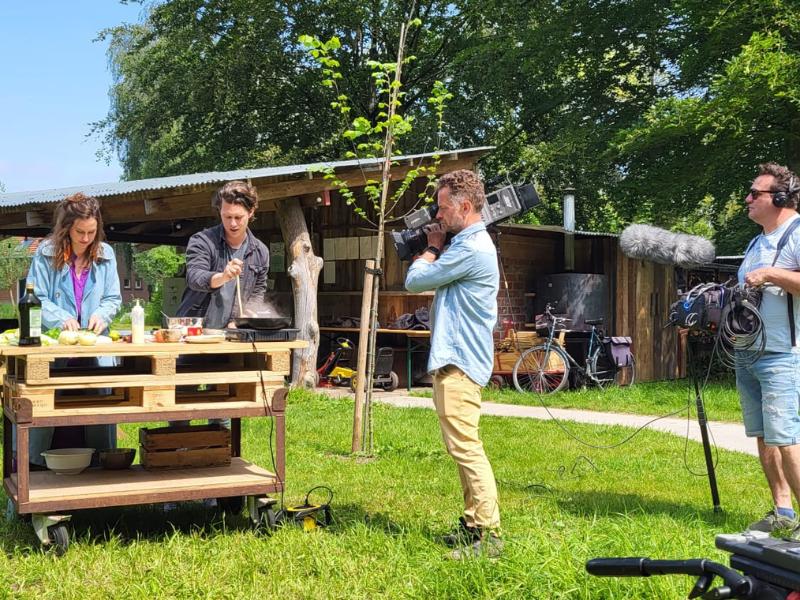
[390,183,541,261]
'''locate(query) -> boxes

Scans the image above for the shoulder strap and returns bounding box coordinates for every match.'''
[772,218,800,346]
[771,217,800,267]
[744,236,760,257]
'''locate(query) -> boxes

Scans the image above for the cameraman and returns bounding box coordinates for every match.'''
[405,170,502,559]
[738,162,800,537]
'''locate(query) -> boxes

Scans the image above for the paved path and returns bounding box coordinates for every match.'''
[318,387,757,457]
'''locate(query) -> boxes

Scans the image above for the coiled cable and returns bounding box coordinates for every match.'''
[714,284,765,369]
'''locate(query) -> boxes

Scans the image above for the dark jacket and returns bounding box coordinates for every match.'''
[177,224,269,320]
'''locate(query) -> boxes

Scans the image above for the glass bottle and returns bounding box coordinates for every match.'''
[18,281,42,347]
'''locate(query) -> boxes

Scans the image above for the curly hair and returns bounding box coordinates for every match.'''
[211,180,259,213]
[436,169,486,212]
[49,192,105,270]
[758,162,800,209]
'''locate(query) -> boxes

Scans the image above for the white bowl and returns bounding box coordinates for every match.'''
[41,448,94,475]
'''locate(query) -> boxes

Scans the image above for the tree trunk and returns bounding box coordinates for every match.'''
[276,197,322,388]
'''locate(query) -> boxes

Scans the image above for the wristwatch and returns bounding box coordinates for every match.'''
[425,246,442,258]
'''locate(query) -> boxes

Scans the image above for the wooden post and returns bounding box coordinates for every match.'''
[276,198,323,388]
[352,259,375,452]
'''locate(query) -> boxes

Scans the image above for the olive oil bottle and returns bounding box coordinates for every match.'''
[18,281,42,347]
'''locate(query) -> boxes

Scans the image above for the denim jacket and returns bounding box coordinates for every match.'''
[405,222,499,385]
[26,240,122,332]
[177,224,269,320]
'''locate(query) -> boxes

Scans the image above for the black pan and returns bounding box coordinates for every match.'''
[234,316,292,330]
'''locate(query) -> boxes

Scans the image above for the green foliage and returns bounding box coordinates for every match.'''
[132,245,185,292]
[96,0,800,248]
[0,238,31,306]
[95,2,466,180]
[0,303,17,319]
[301,29,447,225]
[132,245,185,321]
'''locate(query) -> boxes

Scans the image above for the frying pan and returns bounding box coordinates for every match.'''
[233,316,292,330]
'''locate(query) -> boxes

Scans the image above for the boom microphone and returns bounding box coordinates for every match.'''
[619,224,716,267]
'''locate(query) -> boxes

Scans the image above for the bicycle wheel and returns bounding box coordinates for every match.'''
[513,344,570,394]
[589,349,636,388]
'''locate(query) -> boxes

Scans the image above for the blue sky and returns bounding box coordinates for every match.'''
[0,1,145,193]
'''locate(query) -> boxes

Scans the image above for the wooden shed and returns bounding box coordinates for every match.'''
[0,148,488,385]
[493,223,680,383]
[0,147,690,385]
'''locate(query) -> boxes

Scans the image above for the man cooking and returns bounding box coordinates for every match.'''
[177,180,269,327]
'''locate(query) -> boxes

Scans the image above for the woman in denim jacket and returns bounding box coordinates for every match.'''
[25,192,122,467]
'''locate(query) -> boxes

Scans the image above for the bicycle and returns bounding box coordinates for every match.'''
[512,302,636,394]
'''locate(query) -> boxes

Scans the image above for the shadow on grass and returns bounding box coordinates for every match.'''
[1,501,259,556]
[555,489,749,528]
[1,499,415,556]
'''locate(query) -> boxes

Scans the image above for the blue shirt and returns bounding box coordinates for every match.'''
[738,214,800,353]
[27,240,122,332]
[405,222,499,385]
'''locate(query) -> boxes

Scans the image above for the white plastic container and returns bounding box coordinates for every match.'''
[41,448,94,475]
[131,299,145,345]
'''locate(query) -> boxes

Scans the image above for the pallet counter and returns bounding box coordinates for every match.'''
[1,338,306,552]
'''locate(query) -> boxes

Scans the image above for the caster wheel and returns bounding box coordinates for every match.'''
[349,374,358,393]
[48,524,69,556]
[218,496,244,515]
[383,371,399,392]
[259,507,278,533]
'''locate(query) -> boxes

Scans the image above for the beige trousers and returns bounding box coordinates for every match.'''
[432,364,500,530]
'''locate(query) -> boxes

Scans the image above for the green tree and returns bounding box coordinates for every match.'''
[0,238,31,310]
[94,0,471,180]
[97,1,800,251]
[133,245,185,321]
[609,1,800,254]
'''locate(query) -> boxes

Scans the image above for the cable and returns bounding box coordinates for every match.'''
[250,338,285,512]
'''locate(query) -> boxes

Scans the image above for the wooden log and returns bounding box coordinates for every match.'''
[276,197,323,388]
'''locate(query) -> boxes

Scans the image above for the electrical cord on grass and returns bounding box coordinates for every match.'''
[251,339,285,512]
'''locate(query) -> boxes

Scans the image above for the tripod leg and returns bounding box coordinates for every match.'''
[689,340,722,512]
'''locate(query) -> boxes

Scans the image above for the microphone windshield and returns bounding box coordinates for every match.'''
[619,224,715,267]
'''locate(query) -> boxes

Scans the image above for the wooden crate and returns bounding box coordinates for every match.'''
[139,424,232,470]
[493,352,520,373]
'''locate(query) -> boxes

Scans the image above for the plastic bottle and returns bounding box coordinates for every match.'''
[131,299,145,345]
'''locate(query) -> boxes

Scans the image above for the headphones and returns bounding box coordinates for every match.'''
[773,174,799,208]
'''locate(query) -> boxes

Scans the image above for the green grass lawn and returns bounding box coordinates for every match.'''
[0,390,768,598]
[412,378,743,423]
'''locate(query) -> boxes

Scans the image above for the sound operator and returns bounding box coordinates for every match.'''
[737,162,800,538]
[405,170,502,559]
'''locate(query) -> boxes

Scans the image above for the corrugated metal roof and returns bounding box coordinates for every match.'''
[0,147,493,209]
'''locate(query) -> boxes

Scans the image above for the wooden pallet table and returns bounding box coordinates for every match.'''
[0,339,307,551]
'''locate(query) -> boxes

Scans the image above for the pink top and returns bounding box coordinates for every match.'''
[69,258,90,321]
